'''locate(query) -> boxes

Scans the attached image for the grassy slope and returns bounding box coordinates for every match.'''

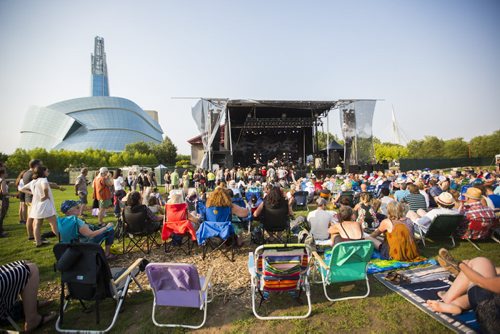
[1,188,498,333]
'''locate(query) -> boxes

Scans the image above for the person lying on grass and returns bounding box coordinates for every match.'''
[58,200,116,259]
[427,249,500,333]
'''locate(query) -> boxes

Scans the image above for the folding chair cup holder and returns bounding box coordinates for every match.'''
[53,243,144,334]
[248,244,313,320]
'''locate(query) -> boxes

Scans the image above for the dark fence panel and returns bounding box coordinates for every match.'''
[399,158,494,171]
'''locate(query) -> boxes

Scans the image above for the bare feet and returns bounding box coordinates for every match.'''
[426,300,462,315]
[25,311,57,332]
[437,291,446,300]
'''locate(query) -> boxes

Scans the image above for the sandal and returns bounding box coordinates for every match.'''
[385,271,398,282]
[25,311,57,332]
[437,248,460,276]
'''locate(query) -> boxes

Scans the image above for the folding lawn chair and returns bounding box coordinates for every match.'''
[313,240,374,302]
[162,203,197,255]
[196,206,236,261]
[248,244,312,320]
[145,263,213,329]
[293,191,309,212]
[53,243,145,333]
[122,206,161,254]
[261,204,290,244]
[414,214,464,248]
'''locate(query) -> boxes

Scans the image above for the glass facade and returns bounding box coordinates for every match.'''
[19,96,163,152]
[92,74,109,96]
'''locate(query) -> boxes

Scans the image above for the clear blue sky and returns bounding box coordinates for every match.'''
[0,0,499,154]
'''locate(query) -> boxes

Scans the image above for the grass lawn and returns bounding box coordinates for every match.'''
[1,187,499,333]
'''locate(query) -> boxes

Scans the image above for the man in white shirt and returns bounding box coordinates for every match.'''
[407,192,459,234]
[307,198,335,242]
[379,187,395,216]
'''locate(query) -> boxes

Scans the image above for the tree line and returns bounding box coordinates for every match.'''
[316,129,499,162]
[2,137,180,173]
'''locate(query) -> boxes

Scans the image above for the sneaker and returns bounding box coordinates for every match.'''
[0,232,8,238]
[437,248,460,276]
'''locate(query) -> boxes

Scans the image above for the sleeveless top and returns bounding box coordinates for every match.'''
[334,222,364,244]
[383,220,422,261]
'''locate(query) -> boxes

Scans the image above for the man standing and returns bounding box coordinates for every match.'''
[170,168,180,190]
[22,159,42,240]
[74,168,89,217]
[93,167,113,226]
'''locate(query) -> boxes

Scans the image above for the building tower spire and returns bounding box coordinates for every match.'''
[91,36,109,96]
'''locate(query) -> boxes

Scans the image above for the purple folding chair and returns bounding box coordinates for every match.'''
[145,263,213,329]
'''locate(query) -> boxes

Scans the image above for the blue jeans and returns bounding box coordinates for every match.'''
[90,228,114,246]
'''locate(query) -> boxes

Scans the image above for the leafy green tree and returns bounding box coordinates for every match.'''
[176,154,191,162]
[443,138,468,158]
[151,136,177,165]
[374,143,409,162]
[5,149,31,172]
[469,130,500,158]
[0,152,9,164]
[315,132,344,150]
[125,141,152,155]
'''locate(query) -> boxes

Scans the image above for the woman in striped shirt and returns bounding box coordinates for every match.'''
[403,184,428,212]
[0,261,56,331]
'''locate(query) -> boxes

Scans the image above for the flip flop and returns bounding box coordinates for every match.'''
[25,311,57,332]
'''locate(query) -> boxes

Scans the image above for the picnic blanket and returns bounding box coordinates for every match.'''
[367,258,437,274]
[374,265,479,333]
[323,249,437,274]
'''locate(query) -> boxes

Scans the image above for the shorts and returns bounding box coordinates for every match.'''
[468,286,495,310]
[99,199,112,209]
[78,192,88,204]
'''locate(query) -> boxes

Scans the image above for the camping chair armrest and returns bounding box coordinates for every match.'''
[247,252,256,277]
[312,251,328,270]
[114,258,144,285]
[201,267,214,292]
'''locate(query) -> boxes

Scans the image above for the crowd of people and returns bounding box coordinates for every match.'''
[0,159,499,331]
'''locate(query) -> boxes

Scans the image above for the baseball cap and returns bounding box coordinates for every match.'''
[61,200,81,213]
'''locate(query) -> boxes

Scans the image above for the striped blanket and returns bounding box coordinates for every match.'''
[374,266,479,333]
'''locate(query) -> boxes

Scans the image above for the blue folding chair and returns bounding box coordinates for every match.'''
[196,206,236,261]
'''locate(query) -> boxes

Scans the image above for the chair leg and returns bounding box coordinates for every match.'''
[465,238,481,251]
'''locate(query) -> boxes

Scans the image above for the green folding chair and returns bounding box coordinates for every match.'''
[313,240,373,302]
[414,214,464,248]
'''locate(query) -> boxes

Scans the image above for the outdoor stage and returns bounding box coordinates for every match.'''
[190,98,378,171]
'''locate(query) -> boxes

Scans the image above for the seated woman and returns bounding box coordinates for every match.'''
[205,186,249,246]
[253,186,294,240]
[328,206,364,246]
[0,261,56,331]
[366,201,422,261]
[123,191,162,233]
[427,250,500,333]
[353,192,379,229]
[147,195,164,215]
[402,183,428,212]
